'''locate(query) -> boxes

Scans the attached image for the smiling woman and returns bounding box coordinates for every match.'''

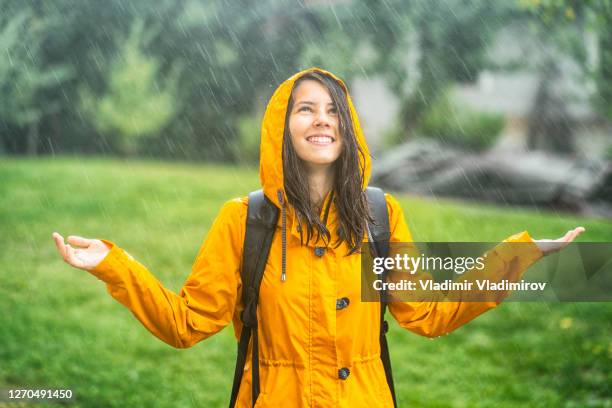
[52,67,584,408]
[283,72,370,254]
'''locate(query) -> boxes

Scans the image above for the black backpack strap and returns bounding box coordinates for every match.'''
[229,190,279,408]
[365,187,397,408]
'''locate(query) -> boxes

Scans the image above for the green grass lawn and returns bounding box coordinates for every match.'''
[1,156,610,407]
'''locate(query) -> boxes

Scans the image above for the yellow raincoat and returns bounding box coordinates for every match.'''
[91,68,543,407]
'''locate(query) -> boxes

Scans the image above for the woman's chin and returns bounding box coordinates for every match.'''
[301,154,340,168]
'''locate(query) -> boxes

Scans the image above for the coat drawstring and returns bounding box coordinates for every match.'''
[277,190,287,282]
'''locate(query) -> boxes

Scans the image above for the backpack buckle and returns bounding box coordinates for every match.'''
[381,320,389,334]
[240,309,257,329]
[241,289,258,329]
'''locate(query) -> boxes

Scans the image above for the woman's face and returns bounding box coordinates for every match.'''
[288,80,343,169]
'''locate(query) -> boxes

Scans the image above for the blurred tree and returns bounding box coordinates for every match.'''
[156,0,325,161]
[3,0,324,160]
[308,1,516,141]
[527,61,575,153]
[79,19,181,155]
[400,1,519,136]
[0,7,72,155]
[5,0,582,160]
[418,89,505,152]
[596,4,612,119]
[519,0,587,154]
[520,0,612,152]
[585,0,612,120]
[33,0,185,155]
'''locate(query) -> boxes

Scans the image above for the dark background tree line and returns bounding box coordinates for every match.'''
[1,0,610,161]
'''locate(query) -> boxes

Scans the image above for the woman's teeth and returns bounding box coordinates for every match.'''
[307,136,333,145]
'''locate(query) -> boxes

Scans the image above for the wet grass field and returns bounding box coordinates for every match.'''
[1,157,610,407]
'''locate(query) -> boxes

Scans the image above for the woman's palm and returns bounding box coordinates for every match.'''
[52,232,109,271]
[534,227,585,255]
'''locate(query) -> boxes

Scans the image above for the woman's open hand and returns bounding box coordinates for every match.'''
[534,227,586,255]
[52,232,110,271]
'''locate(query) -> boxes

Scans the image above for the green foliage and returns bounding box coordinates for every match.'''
[381,122,408,149]
[0,1,515,158]
[594,5,612,120]
[1,157,610,407]
[417,90,504,151]
[79,20,181,155]
[519,0,612,121]
[0,8,72,126]
[395,1,519,130]
[233,114,261,164]
[1,0,607,159]
[519,0,584,22]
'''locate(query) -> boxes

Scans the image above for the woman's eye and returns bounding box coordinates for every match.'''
[298,106,312,112]
[329,108,338,115]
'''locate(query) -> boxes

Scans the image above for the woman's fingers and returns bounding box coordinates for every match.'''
[534,226,586,255]
[558,226,585,243]
[53,232,85,268]
[573,226,586,238]
[565,229,578,243]
[66,244,85,269]
[559,229,574,242]
[67,235,92,248]
[52,232,68,260]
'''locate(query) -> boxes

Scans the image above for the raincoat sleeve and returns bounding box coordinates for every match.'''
[88,198,246,348]
[384,194,543,338]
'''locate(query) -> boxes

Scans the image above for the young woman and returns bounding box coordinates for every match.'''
[53,68,584,407]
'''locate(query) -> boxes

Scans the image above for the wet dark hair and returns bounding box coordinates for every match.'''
[282,72,371,255]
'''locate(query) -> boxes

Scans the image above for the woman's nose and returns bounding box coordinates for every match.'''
[313,110,332,127]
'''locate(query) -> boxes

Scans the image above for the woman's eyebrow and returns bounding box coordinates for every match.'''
[295,101,335,106]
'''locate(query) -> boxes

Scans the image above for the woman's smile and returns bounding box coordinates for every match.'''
[306,134,336,146]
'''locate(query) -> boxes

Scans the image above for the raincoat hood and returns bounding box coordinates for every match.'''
[259,67,371,208]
